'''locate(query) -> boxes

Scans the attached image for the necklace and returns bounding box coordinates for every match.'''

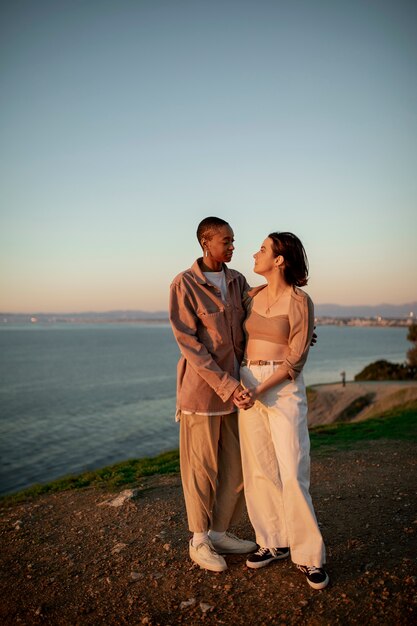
[265,286,286,315]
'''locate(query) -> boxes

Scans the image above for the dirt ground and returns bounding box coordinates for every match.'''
[1,439,416,626]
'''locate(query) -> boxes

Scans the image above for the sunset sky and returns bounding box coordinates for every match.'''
[1,0,416,313]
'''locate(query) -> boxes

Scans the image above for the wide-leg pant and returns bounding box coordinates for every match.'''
[239,364,326,567]
[179,411,245,533]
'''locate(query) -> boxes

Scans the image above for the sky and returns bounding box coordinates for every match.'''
[1,0,416,313]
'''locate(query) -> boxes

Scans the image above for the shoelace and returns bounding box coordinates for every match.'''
[255,547,271,556]
[305,566,321,575]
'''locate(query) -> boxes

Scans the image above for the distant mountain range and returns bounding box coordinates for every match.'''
[314,302,417,318]
[1,302,416,323]
[0,310,169,323]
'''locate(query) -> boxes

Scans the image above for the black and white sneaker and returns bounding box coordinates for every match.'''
[296,564,329,589]
[246,546,289,569]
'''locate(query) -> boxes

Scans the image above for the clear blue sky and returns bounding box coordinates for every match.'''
[1,0,416,312]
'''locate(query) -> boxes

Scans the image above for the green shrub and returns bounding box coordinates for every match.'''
[354,359,416,381]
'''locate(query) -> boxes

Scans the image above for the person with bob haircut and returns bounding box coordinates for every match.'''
[169,217,256,573]
[234,232,329,589]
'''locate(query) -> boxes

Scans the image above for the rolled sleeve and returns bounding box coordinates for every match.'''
[278,294,314,380]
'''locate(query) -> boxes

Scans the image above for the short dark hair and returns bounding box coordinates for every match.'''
[268,232,309,286]
[196,216,230,248]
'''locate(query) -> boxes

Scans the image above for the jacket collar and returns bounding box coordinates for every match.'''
[191,258,236,286]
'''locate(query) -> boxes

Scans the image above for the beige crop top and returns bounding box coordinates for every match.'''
[244,309,290,345]
[243,284,314,380]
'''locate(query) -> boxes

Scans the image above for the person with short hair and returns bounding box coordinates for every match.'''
[169,217,256,572]
[235,232,329,590]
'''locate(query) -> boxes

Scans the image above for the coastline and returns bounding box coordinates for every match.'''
[2,380,416,501]
[1,314,414,328]
[1,320,413,328]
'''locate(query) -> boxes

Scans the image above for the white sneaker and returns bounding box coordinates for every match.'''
[189,539,227,572]
[210,532,257,554]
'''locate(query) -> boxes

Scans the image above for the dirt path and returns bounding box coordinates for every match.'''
[307,381,417,426]
[1,439,416,625]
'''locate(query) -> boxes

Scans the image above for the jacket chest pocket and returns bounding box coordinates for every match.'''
[197,309,225,346]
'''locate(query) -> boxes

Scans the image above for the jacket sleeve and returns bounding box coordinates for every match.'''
[278,294,314,380]
[169,279,240,402]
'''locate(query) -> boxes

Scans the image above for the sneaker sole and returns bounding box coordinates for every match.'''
[246,551,290,569]
[189,552,227,572]
[305,573,329,590]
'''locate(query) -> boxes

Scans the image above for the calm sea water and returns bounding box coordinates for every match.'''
[0,324,410,495]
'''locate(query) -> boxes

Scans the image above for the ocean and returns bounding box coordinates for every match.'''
[0,323,410,495]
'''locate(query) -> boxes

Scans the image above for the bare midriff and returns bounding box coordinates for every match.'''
[245,338,289,361]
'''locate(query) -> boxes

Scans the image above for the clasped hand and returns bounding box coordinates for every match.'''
[232,385,259,410]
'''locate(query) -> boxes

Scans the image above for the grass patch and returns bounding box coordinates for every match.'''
[310,402,417,451]
[2,449,180,504]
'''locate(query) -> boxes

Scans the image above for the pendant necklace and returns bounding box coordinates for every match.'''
[265,286,286,315]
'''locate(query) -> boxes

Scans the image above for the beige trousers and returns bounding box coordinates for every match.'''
[239,364,326,567]
[179,411,245,533]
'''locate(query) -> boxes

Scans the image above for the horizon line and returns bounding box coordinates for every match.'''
[1,300,416,317]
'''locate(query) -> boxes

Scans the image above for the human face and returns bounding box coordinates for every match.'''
[253,237,278,275]
[205,225,235,264]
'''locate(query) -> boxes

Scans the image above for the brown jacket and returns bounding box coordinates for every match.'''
[169,259,250,416]
[245,284,315,380]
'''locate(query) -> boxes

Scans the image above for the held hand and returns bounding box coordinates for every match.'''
[245,386,261,402]
[232,385,244,401]
[233,395,254,409]
[310,326,318,347]
[233,386,261,409]
[232,386,255,409]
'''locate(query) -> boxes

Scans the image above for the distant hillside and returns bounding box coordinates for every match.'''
[314,302,417,318]
[2,301,416,324]
[0,311,169,324]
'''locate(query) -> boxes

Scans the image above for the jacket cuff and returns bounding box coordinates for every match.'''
[216,377,240,402]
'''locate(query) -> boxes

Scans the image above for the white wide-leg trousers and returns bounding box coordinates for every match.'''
[239,364,326,567]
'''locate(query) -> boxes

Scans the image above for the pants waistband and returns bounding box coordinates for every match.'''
[242,359,283,367]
